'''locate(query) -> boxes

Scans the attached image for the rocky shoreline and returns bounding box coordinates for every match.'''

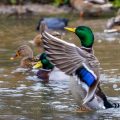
[0,4,70,15]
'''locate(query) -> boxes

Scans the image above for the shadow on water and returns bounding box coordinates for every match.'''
[0,16,120,120]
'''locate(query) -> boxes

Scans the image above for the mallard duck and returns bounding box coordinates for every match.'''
[36,17,69,31]
[70,0,113,17]
[10,44,52,82]
[10,44,52,81]
[10,45,37,68]
[40,24,119,110]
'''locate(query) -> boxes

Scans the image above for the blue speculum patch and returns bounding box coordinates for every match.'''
[77,66,96,86]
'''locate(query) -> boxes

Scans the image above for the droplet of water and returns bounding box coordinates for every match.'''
[113,84,117,89]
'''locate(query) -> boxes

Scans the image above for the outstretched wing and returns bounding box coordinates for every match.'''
[42,31,96,75]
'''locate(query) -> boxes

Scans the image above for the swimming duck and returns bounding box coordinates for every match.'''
[41,24,119,110]
[70,0,113,17]
[10,44,51,82]
[36,17,69,31]
[105,9,120,33]
[10,45,37,68]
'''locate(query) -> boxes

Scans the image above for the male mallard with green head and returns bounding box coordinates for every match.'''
[41,24,119,110]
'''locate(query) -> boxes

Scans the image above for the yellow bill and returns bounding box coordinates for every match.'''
[64,27,76,32]
[33,61,42,69]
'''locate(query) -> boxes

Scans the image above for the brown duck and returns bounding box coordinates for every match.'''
[10,45,37,68]
[70,0,113,17]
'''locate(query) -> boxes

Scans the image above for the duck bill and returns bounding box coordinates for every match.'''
[33,61,42,69]
[10,52,20,60]
[64,27,76,33]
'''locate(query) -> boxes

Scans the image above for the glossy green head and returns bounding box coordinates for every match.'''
[75,26,94,48]
[64,26,94,48]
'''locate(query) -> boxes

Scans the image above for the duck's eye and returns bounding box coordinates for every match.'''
[17,49,24,56]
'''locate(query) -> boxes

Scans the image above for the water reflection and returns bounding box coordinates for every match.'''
[0,16,120,120]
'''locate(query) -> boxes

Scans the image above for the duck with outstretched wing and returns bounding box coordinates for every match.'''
[41,24,119,111]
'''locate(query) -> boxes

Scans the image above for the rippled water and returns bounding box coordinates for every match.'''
[0,16,120,120]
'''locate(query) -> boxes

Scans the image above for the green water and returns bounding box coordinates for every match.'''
[0,16,120,120]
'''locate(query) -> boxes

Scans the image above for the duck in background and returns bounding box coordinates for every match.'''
[10,31,61,69]
[104,9,120,33]
[36,17,69,31]
[70,0,113,17]
[40,23,119,111]
[10,45,37,68]
[10,44,51,82]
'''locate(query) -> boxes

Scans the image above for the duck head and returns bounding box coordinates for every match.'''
[10,45,34,68]
[64,26,94,48]
[10,45,33,60]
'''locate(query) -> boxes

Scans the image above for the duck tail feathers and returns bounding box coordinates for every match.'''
[112,103,120,108]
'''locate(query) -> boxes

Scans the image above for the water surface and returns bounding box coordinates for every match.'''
[0,16,120,120]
